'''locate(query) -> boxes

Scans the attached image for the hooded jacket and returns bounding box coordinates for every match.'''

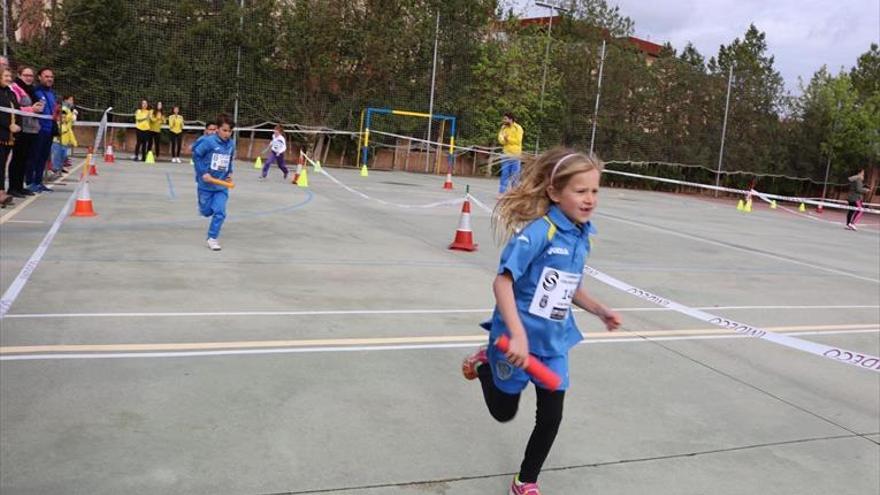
[10,78,40,135]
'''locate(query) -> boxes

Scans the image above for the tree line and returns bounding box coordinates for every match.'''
[7,0,878,190]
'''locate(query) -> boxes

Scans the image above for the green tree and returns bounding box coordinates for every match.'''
[708,24,787,174]
[562,0,634,37]
[792,67,879,185]
[850,43,880,99]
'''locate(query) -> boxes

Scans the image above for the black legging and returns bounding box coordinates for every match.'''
[9,132,36,193]
[846,200,863,225]
[135,129,151,161]
[477,363,565,484]
[151,131,161,158]
[170,133,182,158]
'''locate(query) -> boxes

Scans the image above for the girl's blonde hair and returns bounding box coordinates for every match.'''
[493,147,603,242]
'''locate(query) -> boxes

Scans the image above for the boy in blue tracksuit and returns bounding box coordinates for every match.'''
[192,114,235,251]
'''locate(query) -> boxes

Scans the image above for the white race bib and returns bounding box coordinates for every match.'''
[528,267,581,321]
[210,153,230,172]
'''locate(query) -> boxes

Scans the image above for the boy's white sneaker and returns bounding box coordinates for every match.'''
[206,238,221,251]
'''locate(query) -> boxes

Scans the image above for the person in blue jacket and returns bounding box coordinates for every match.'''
[28,67,57,193]
[461,147,622,495]
[192,114,235,251]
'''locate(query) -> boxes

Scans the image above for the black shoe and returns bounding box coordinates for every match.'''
[22,189,36,196]
[8,190,26,199]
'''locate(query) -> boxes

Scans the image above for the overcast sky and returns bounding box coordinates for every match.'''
[512,0,880,94]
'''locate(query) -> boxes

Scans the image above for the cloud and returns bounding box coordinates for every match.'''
[516,0,880,93]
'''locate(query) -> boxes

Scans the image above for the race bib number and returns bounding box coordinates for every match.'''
[528,267,581,321]
[210,153,230,172]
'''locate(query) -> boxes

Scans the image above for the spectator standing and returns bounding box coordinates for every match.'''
[497,112,524,196]
[168,106,184,163]
[51,94,77,176]
[29,67,58,192]
[150,101,165,160]
[0,67,20,207]
[8,67,44,197]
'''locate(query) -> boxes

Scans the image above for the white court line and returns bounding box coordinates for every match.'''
[597,212,880,284]
[4,304,878,319]
[4,220,47,224]
[1,328,875,361]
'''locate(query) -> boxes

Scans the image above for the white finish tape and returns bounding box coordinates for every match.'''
[584,266,880,373]
[603,169,879,214]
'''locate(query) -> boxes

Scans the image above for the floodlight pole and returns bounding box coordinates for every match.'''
[534,1,569,154]
[820,99,843,202]
[232,0,244,158]
[2,0,8,57]
[714,63,734,197]
[589,39,606,156]
[425,11,440,173]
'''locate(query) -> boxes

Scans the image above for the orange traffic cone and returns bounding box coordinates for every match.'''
[71,182,97,217]
[88,160,99,176]
[443,172,454,190]
[817,204,824,214]
[103,145,115,163]
[80,151,93,180]
[449,197,478,251]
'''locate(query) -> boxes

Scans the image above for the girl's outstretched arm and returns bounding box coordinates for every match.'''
[573,288,621,331]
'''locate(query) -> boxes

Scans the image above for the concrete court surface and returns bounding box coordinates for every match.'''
[0,156,878,495]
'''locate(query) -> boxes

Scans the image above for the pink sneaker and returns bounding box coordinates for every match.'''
[509,476,541,495]
[461,346,488,380]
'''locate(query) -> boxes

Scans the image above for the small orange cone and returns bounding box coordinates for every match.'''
[71,182,97,217]
[88,160,98,176]
[449,197,478,251]
[443,172,454,190]
[291,153,305,184]
[81,150,94,180]
[103,145,115,163]
[817,204,824,214]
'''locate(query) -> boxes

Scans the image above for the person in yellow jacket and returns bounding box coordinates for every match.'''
[168,105,184,163]
[50,94,77,176]
[149,101,166,160]
[134,99,152,161]
[497,112,524,194]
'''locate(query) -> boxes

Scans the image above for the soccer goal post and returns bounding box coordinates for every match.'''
[357,107,457,174]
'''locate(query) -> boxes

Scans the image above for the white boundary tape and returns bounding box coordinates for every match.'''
[435,193,880,371]
[752,189,879,228]
[0,106,54,120]
[603,169,879,214]
[584,266,880,373]
[302,152,467,210]
[368,129,507,158]
[0,178,83,319]
[466,194,495,217]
